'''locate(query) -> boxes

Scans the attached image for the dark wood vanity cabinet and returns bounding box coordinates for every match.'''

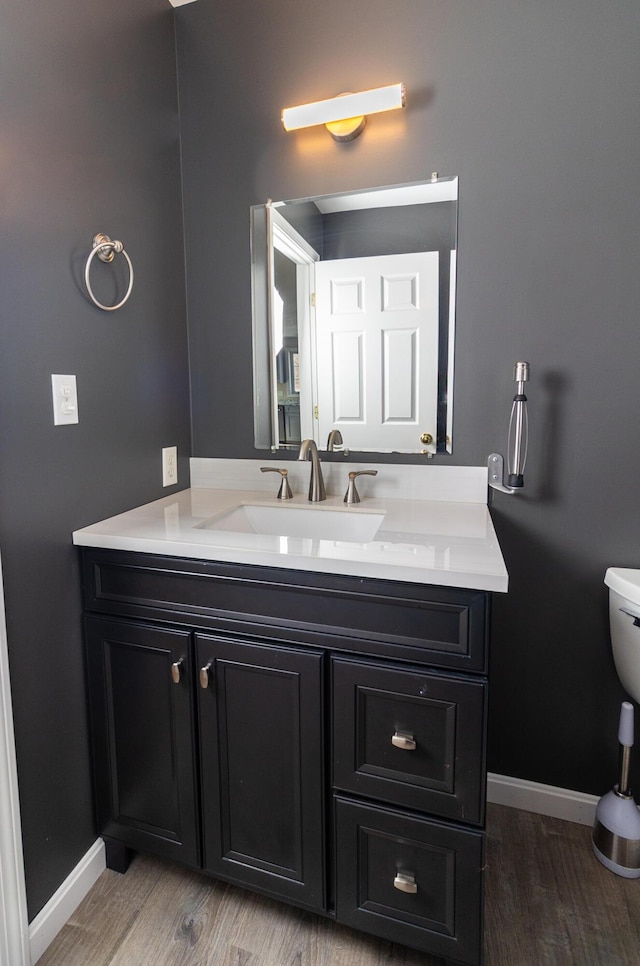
[81,549,490,965]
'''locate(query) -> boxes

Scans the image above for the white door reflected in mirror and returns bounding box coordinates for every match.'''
[315,251,439,454]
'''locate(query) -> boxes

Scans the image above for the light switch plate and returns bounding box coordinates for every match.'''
[51,374,79,425]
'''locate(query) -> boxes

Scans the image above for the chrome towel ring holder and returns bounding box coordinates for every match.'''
[84,233,134,311]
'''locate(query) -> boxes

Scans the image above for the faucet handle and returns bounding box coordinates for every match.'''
[260,467,293,500]
[344,470,378,505]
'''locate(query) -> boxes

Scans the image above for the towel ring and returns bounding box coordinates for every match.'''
[84,233,134,311]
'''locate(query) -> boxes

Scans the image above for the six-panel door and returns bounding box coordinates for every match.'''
[196,633,326,912]
[85,616,200,867]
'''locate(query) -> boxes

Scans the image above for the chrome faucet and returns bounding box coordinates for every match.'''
[297,439,326,502]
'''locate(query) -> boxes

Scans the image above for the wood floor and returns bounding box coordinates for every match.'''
[38,804,640,966]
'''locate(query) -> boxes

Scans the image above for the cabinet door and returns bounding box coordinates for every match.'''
[335,797,483,965]
[85,617,199,867]
[197,634,325,911]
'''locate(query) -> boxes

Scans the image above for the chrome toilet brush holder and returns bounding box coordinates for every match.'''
[592,701,640,877]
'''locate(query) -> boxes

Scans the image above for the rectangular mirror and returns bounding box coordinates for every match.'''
[252,176,458,455]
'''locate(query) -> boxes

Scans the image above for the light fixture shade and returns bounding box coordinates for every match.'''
[281,83,406,133]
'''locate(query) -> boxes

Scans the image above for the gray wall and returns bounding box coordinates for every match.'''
[176,0,640,795]
[1,1,190,918]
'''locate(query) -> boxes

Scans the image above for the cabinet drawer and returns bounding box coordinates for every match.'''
[333,658,486,824]
[335,797,483,965]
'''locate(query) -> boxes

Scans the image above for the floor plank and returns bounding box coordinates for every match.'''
[484,806,640,965]
[38,805,640,966]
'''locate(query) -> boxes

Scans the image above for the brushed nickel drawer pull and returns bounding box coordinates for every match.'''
[392,731,416,751]
[394,872,418,894]
[199,663,213,689]
[171,660,183,685]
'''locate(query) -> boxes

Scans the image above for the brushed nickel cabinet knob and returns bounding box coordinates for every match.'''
[391,731,416,751]
[394,872,418,894]
[199,663,213,689]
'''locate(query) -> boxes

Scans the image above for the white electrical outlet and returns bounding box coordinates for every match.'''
[51,374,79,425]
[162,446,178,487]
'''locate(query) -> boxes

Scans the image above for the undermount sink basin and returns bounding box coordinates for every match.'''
[197,503,385,542]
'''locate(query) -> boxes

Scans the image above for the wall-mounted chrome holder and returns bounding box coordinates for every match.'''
[488,361,530,495]
[488,452,519,494]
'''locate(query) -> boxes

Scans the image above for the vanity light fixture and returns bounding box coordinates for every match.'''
[281,83,406,142]
[488,361,530,494]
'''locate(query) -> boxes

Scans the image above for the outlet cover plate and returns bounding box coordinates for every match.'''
[162,446,178,486]
[51,374,79,425]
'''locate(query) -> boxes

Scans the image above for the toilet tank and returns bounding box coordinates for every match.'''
[605,568,640,704]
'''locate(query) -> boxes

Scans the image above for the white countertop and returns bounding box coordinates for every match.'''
[73,487,508,593]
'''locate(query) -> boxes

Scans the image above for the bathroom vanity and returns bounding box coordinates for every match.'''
[74,468,507,966]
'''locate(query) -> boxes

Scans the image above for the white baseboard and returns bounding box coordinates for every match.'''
[488,773,599,827]
[29,839,105,965]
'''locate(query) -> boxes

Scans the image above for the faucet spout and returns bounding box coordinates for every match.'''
[297,439,326,502]
[327,429,349,456]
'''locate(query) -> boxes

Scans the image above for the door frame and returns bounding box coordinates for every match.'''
[269,206,319,445]
[0,550,30,965]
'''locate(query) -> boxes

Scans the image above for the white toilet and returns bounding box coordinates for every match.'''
[593,568,640,877]
[605,568,640,703]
